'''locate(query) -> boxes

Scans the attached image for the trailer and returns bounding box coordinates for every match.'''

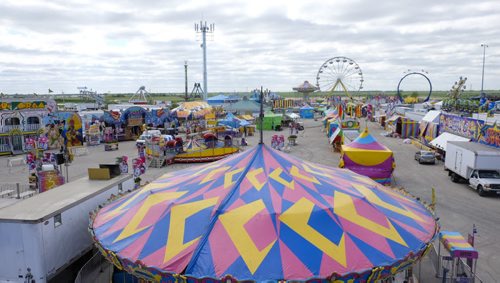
[445,141,500,196]
[0,174,134,283]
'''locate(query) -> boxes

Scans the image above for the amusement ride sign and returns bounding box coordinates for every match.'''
[0,101,47,111]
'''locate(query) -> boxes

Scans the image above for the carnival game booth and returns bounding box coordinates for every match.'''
[339,128,395,185]
[437,231,478,282]
[324,116,344,151]
[120,106,150,140]
[43,111,84,149]
[0,98,57,155]
[418,110,441,144]
[90,144,438,282]
[299,105,314,119]
[256,112,283,131]
[102,109,122,131]
[340,118,361,142]
[385,115,419,139]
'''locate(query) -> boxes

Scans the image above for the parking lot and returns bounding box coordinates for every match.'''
[1,118,499,281]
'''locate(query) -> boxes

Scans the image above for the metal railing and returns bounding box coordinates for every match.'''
[2,124,21,132]
[429,244,484,283]
[74,252,113,283]
[0,144,10,153]
[0,183,37,199]
[25,123,41,131]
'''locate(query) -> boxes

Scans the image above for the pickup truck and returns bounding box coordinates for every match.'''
[468,170,500,196]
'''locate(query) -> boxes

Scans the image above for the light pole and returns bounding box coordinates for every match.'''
[480,44,488,94]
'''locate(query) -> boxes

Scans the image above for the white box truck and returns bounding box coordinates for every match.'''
[445,141,500,196]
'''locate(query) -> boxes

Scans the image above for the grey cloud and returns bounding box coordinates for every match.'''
[1,0,500,93]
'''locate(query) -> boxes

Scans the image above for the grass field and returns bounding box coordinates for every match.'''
[49,90,496,105]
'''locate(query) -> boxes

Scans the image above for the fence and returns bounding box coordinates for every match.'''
[74,252,113,283]
[0,143,10,153]
[0,183,37,199]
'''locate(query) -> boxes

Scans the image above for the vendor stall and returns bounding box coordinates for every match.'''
[299,105,314,119]
[437,231,478,282]
[256,112,283,131]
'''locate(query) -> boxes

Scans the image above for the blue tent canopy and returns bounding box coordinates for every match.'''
[207,94,238,105]
[218,113,249,128]
[300,105,314,119]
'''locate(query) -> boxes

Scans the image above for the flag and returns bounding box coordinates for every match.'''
[338,105,344,120]
[48,89,53,93]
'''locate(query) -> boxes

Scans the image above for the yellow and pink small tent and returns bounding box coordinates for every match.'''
[339,128,395,185]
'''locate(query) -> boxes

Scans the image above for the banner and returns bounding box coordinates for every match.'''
[0,101,47,110]
[478,123,500,148]
[439,114,484,141]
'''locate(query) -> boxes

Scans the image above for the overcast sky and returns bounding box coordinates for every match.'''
[1,0,500,94]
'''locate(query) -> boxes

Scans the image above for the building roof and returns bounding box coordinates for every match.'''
[0,174,132,223]
[447,141,500,155]
[429,132,470,151]
[422,110,441,123]
[224,100,262,113]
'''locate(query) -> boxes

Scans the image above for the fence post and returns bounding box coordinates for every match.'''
[16,183,20,199]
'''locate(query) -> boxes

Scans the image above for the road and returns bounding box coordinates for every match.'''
[1,118,499,281]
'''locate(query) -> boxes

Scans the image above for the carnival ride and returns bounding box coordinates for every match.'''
[90,144,438,282]
[174,132,239,163]
[396,70,432,103]
[316,56,363,98]
[128,86,151,105]
[441,77,495,113]
[292,80,318,102]
[77,86,104,107]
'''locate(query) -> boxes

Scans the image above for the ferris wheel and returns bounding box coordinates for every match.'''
[316,57,364,96]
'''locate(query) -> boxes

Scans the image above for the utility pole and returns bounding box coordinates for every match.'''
[194,21,215,101]
[184,61,188,101]
[480,43,488,95]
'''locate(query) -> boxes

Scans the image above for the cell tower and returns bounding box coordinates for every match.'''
[194,21,215,101]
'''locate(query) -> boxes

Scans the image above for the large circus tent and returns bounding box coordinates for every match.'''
[90,144,436,282]
[339,128,395,185]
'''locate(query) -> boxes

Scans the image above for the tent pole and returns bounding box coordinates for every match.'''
[259,86,264,145]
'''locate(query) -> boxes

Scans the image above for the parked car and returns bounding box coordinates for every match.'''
[136,130,161,146]
[414,150,436,164]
